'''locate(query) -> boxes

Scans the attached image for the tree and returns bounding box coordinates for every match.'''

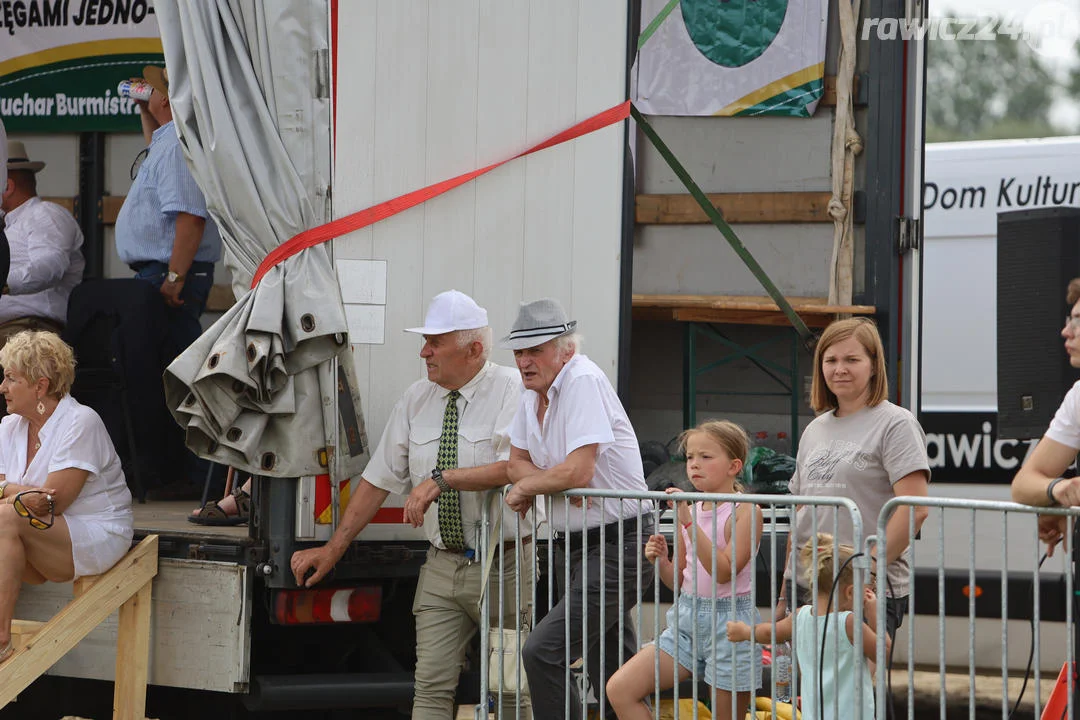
[926,14,1064,142]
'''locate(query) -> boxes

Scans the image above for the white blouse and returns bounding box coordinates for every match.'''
[0,394,132,528]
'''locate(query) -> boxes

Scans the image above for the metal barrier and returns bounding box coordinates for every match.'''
[476,488,868,720]
[874,496,1080,720]
[475,489,1080,719]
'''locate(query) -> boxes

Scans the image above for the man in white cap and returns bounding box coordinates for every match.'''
[501,298,653,720]
[291,290,532,719]
[0,139,85,345]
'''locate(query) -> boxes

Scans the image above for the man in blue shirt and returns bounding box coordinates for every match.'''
[114,65,222,360]
[114,66,223,500]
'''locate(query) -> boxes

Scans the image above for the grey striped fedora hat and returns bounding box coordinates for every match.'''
[499,298,577,350]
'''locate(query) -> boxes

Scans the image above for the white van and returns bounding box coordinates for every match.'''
[913,137,1080,673]
[922,136,1080,484]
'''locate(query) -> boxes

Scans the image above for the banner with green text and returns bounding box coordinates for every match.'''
[0,0,164,132]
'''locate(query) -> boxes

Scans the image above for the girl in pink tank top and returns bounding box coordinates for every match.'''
[607,420,764,720]
[678,499,754,597]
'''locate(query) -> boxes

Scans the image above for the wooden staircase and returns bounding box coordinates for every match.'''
[1,535,158,720]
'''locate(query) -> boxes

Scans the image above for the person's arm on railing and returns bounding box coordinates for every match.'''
[726,613,794,645]
[403,460,510,528]
[645,533,685,592]
[506,444,597,515]
[1012,436,1080,507]
[1012,436,1080,557]
[884,471,931,566]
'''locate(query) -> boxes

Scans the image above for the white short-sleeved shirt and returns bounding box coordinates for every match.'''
[509,353,651,531]
[363,362,524,550]
[0,394,133,576]
[1045,380,1080,449]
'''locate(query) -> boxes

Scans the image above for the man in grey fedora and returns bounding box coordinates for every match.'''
[502,298,653,720]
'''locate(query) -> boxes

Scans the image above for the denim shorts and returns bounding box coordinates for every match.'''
[656,592,762,691]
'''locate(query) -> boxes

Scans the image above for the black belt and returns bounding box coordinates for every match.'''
[554,516,652,547]
[130,260,215,273]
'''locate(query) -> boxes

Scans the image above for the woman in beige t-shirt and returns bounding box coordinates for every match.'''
[781,317,931,640]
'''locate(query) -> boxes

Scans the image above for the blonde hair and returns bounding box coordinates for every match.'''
[677,419,750,492]
[800,532,857,592]
[0,331,76,399]
[809,317,888,413]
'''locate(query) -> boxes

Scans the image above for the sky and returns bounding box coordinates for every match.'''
[929,0,1080,127]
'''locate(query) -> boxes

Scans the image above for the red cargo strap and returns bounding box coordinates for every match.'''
[251,100,632,288]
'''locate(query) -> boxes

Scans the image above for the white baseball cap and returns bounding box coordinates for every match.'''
[404,290,489,335]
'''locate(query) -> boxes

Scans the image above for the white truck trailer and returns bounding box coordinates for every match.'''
[4,0,926,713]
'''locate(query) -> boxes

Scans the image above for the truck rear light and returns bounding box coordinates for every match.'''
[273,586,382,624]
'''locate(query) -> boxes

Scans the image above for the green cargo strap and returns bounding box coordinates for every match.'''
[629,104,814,343]
[638,0,680,50]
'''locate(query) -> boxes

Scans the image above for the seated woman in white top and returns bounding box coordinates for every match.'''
[0,330,134,661]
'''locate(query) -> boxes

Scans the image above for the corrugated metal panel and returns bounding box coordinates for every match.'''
[333,0,628,444]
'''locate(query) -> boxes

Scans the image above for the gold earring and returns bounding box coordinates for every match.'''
[36,400,45,416]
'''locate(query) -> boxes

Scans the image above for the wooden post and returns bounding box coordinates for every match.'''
[0,535,158,710]
[113,580,153,720]
[73,575,100,597]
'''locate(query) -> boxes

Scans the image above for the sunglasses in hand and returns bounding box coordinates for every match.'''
[13,490,55,530]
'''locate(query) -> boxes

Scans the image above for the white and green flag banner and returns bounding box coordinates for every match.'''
[633,0,828,117]
[0,0,164,132]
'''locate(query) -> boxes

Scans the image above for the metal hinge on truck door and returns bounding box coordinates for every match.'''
[315,49,330,99]
[897,216,920,254]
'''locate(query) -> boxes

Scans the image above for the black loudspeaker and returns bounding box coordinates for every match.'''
[997,207,1080,440]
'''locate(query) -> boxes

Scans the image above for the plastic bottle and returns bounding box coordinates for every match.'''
[773,640,792,703]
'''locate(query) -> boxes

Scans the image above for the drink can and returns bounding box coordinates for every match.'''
[117,79,153,102]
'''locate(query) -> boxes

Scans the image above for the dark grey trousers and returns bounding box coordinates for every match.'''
[522,526,654,720]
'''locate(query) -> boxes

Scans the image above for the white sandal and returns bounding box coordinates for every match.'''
[0,640,13,663]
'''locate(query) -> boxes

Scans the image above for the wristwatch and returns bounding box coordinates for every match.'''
[166,270,186,283]
[431,468,451,494]
[1047,476,1065,506]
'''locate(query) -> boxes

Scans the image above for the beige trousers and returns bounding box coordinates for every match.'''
[412,542,534,720]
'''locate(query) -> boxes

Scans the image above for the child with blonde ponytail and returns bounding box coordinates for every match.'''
[726,533,888,720]
[608,420,763,720]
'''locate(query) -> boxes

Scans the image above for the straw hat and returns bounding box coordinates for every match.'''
[6,141,45,173]
[141,65,169,97]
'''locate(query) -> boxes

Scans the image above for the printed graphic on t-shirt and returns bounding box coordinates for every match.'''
[804,439,870,489]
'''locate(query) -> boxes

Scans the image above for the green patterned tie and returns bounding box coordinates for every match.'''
[437,390,465,550]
